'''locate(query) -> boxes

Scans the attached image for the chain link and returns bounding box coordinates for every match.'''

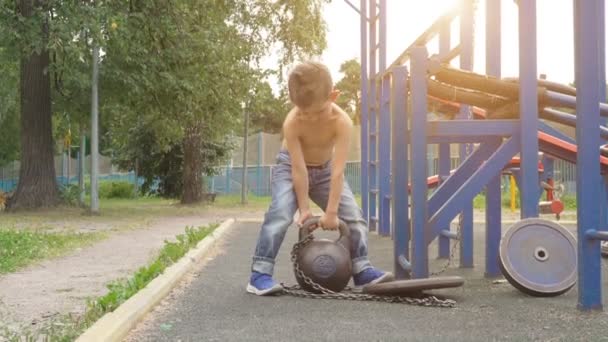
[430,214,463,276]
[279,234,457,308]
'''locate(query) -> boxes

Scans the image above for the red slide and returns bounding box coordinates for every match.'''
[538,131,608,173]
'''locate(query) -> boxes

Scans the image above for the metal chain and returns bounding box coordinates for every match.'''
[430,214,463,276]
[279,234,457,308]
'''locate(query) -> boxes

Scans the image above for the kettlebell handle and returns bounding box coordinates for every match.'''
[298,216,350,242]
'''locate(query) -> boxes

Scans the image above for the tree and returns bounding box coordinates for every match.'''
[249,83,290,134]
[0,0,104,209]
[103,0,330,204]
[0,47,20,167]
[335,59,361,124]
[2,0,61,209]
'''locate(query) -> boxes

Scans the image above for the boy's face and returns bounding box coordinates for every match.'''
[298,89,340,117]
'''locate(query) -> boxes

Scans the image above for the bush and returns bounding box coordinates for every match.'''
[99,181,136,199]
[59,184,81,206]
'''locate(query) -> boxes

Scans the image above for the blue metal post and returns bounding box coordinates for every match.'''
[368,0,378,231]
[378,0,390,236]
[484,0,502,278]
[256,132,262,196]
[379,74,391,236]
[518,0,540,218]
[225,161,231,193]
[410,46,429,279]
[437,18,452,259]
[459,0,474,268]
[597,0,608,235]
[360,0,369,224]
[574,0,603,311]
[391,66,410,279]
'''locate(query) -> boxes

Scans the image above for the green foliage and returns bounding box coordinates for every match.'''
[0,110,19,167]
[99,181,136,199]
[85,224,217,326]
[0,0,330,204]
[59,184,81,206]
[111,123,233,198]
[0,47,19,166]
[335,59,361,124]
[0,223,216,340]
[249,83,290,134]
[0,229,102,274]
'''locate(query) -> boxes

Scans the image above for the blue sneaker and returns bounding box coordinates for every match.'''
[352,268,394,292]
[246,272,283,296]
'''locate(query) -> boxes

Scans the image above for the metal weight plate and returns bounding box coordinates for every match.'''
[362,276,465,296]
[499,218,577,297]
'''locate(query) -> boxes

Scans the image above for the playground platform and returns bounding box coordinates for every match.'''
[126,221,608,341]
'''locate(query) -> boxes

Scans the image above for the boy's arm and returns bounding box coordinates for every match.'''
[283,119,311,223]
[322,113,352,228]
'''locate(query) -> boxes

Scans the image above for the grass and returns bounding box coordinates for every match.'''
[0,194,266,276]
[1,223,218,341]
[0,229,105,274]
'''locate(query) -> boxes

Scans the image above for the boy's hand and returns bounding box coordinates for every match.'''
[320,212,339,231]
[296,208,314,227]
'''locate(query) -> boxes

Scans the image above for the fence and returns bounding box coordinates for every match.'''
[206,158,579,197]
[0,154,579,197]
[0,154,131,193]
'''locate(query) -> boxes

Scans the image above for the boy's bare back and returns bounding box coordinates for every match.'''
[282,103,353,166]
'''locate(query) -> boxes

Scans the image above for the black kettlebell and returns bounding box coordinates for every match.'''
[294,216,352,293]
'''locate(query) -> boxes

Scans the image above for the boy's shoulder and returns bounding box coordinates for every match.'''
[330,103,353,125]
[282,104,352,136]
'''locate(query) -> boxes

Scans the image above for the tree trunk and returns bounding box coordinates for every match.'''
[8,0,60,210]
[181,126,203,204]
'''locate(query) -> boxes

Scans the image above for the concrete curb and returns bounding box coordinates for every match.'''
[76,218,237,342]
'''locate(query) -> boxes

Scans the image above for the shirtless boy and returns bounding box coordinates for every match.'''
[247,61,394,296]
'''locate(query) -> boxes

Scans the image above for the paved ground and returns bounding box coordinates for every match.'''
[126,221,608,342]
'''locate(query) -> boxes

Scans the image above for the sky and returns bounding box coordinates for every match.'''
[313,0,607,89]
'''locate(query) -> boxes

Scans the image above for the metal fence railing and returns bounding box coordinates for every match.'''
[1,158,579,197]
[206,159,579,197]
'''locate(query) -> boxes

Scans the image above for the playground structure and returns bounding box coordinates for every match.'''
[350,0,608,310]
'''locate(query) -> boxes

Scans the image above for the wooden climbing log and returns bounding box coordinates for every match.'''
[427,79,510,110]
[431,64,549,104]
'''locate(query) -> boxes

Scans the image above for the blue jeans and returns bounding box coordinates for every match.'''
[251,149,373,276]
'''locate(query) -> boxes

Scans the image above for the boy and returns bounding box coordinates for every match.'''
[246,61,394,296]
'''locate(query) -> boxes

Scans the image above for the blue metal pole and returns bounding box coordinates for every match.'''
[541,108,608,140]
[545,91,608,117]
[410,46,429,279]
[459,0,474,268]
[518,0,539,218]
[484,0,502,278]
[391,66,410,279]
[256,132,262,196]
[368,0,378,231]
[379,74,391,236]
[226,161,231,194]
[378,0,390,237]
[597,0,608,240]
[437,18,452,260]
[360,0,369,224]
[574,0,603,311]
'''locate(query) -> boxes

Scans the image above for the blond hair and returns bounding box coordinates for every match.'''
[287,61,333,109]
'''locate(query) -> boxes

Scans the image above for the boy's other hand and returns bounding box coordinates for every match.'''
[320,212,339,231]
[296,209,314,227]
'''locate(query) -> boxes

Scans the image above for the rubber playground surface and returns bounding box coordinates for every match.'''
[126,221,608,342]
